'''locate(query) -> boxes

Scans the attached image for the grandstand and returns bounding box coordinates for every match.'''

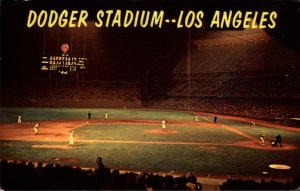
[1,80,141,108]
[161,29,300,124]
[172,29,299,97]
[175,30,300,73]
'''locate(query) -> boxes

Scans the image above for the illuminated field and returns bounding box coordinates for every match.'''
[0,108,299,178]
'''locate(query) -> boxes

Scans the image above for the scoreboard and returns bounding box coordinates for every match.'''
[41,54,87,74]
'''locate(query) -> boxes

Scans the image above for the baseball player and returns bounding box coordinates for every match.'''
[69,131,75,147]
[259,131,265,146]
[251,121,256,128]
[33,123,39,135]
[161,119,167,130]
[213,115,217,123]
[105,112,108,120]
[274,134,282,147]
[17,115,22,124]
[194,115,199,122]
[88,111,91,119]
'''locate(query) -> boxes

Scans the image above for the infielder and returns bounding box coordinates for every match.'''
[194,115,199,122]
[69,131,75,147]
[17,115,22,124]
[161,119,167,130]
[33,123,39,135]
[251,121,256,128]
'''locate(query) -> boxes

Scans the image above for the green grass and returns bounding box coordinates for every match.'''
[0,108,196,123]
[219,118,300,145]
[76,124,246,143]
[1,107,300,178]
[1,140,299,177]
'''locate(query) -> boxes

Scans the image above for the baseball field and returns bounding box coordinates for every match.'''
[0,108,299,179]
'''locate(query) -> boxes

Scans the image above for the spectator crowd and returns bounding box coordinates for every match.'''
[1,159,298,190]
[0,159,201,190]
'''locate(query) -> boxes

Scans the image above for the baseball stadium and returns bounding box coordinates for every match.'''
[1,0,300,190]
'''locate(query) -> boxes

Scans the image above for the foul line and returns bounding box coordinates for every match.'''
[222,126,257,141]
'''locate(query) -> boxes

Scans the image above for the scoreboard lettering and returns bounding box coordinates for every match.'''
[41,53,87,74]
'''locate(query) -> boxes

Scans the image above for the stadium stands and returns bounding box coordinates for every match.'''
[174,31,300,73]
[169,75,300,98]
[1,159,298,190]
[0,159,201,190]
[152,97,299,122]
[220,178,300,190]
[1,81,142,108]
[163,30,300,123]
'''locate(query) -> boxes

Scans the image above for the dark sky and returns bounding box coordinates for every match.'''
[1,0,299,84]
[2,0,190,82]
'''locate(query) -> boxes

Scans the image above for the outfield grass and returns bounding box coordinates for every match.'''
[0,108,196,123]
[1,107,299,178]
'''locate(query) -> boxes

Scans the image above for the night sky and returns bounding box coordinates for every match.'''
[1,0,299,93]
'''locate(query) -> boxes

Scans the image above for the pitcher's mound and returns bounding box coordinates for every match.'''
[145,129,178,134]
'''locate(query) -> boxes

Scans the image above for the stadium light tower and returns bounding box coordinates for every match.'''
[187,28,191,111]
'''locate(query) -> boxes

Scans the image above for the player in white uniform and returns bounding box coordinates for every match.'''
[251,121,256,128]
[17,115,22,124]
[259,131,265,145]
[69,131,75,147]
[105,112,108,120]
[161,119,166,130]
[33,123,39,135]
[194,115,199,122]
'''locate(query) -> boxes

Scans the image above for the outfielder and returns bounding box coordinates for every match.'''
[105,112,108,120]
